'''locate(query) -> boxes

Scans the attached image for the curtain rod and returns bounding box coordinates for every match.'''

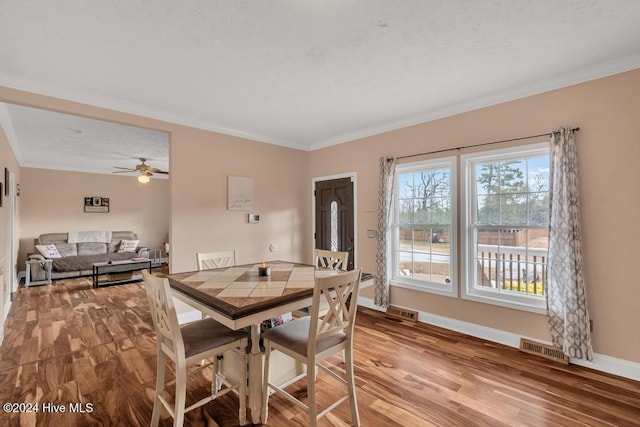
[393,127,580,161]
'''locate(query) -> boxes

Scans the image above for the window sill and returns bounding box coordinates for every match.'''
[391,277,457,298]
[461,290,547,314]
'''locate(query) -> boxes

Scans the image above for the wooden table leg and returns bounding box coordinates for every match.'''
[248,323,263,424]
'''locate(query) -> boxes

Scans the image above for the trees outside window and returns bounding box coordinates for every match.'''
[462,143,549,313]
[391,143,549,313]
[393,157,457,297]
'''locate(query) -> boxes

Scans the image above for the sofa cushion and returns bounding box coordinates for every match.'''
[38,233,70,245]
[77,242,108,256]
[108,240,122,253]
[55,242,78,257]
[51,252,138,272]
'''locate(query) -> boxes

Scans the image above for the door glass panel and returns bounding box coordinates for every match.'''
[330,201,338,251]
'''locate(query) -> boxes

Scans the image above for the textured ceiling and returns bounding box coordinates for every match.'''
[1,1,640,173]
[0,103,169,178]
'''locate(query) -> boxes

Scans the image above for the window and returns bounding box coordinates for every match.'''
[391,143,549,312]
[461,143,549,313]
[393,157,457,296]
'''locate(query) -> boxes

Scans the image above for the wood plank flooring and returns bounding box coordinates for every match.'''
[1,271,639,426]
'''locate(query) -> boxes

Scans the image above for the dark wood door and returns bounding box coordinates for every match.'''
[315,177,355,270]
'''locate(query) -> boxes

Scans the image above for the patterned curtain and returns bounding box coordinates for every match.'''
[375,157,396,308]
[546,127,593,361]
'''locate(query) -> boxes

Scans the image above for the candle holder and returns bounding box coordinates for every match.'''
[258,264,271,277]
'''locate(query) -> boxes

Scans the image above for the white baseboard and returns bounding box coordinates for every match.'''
[569,353,640,381]
[357,297,640,382]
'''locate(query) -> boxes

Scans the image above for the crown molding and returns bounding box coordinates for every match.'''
[20,163,169,179]
[2,51,640,154]
[0,73,306,151]
[309,52,640,150]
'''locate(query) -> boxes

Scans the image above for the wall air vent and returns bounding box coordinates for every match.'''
[519,338,569,365]
[385,305,418,322]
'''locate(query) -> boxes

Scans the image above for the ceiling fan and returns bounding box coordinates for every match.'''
[112,158,168,183]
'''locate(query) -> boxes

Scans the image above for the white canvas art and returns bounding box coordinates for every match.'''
[228,176,253,211]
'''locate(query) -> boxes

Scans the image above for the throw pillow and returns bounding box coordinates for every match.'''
[118,239,140,253]
[35,244,62,259]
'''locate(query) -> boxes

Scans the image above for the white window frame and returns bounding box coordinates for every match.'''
[392,156,457,297]
[460,143,549,314]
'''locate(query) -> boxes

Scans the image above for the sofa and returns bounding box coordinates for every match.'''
[27,231,147,281]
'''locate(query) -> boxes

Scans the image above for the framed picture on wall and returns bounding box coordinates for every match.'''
[4,168,8,196]
[227,176,254,211]
[0,182,3,207]
[84,196,110,213]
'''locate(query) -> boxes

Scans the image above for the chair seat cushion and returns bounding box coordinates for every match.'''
[262,316,346,357]
[181,318,248,358]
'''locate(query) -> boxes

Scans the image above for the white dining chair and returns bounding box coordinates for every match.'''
[261,268,362,427]
[196,250,238,322]
[295,249,349,318]
[315,248,348,271]
[143,271,249,426]
[196,250,236,270]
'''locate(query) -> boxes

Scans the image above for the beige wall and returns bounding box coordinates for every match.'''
[309,68,640,364]
[18,168,169,265]
[169,128,310,272]
[0,118,21,328]
[0,86,311,277]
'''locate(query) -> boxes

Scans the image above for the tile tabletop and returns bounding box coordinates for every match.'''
[167,261,341,320]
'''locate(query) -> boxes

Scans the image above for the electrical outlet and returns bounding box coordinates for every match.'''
[367,229,376,238]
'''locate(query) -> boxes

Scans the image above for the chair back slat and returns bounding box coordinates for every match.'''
[196,250,236,270]
[315,249,348,271]
[310,269,361,344]
[143,271,183,357]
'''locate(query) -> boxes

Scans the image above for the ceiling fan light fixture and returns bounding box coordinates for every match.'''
[113,158,168,178]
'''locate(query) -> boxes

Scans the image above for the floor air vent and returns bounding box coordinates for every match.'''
[519,338,569,365]
[386,306,418,322]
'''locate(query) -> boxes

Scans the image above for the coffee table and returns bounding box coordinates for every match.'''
[92,259,152,288]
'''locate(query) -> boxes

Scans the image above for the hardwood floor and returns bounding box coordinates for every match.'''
[1,271,639,426]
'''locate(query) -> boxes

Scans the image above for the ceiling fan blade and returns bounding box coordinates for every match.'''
[149,168,169,174]
[114,160,168,176]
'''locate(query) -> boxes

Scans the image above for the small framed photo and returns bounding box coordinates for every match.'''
[0,182,3,207]
[4,168,8,196]
[84,196,109,213]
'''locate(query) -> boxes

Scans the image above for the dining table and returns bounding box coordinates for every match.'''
[165,260,345,424]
